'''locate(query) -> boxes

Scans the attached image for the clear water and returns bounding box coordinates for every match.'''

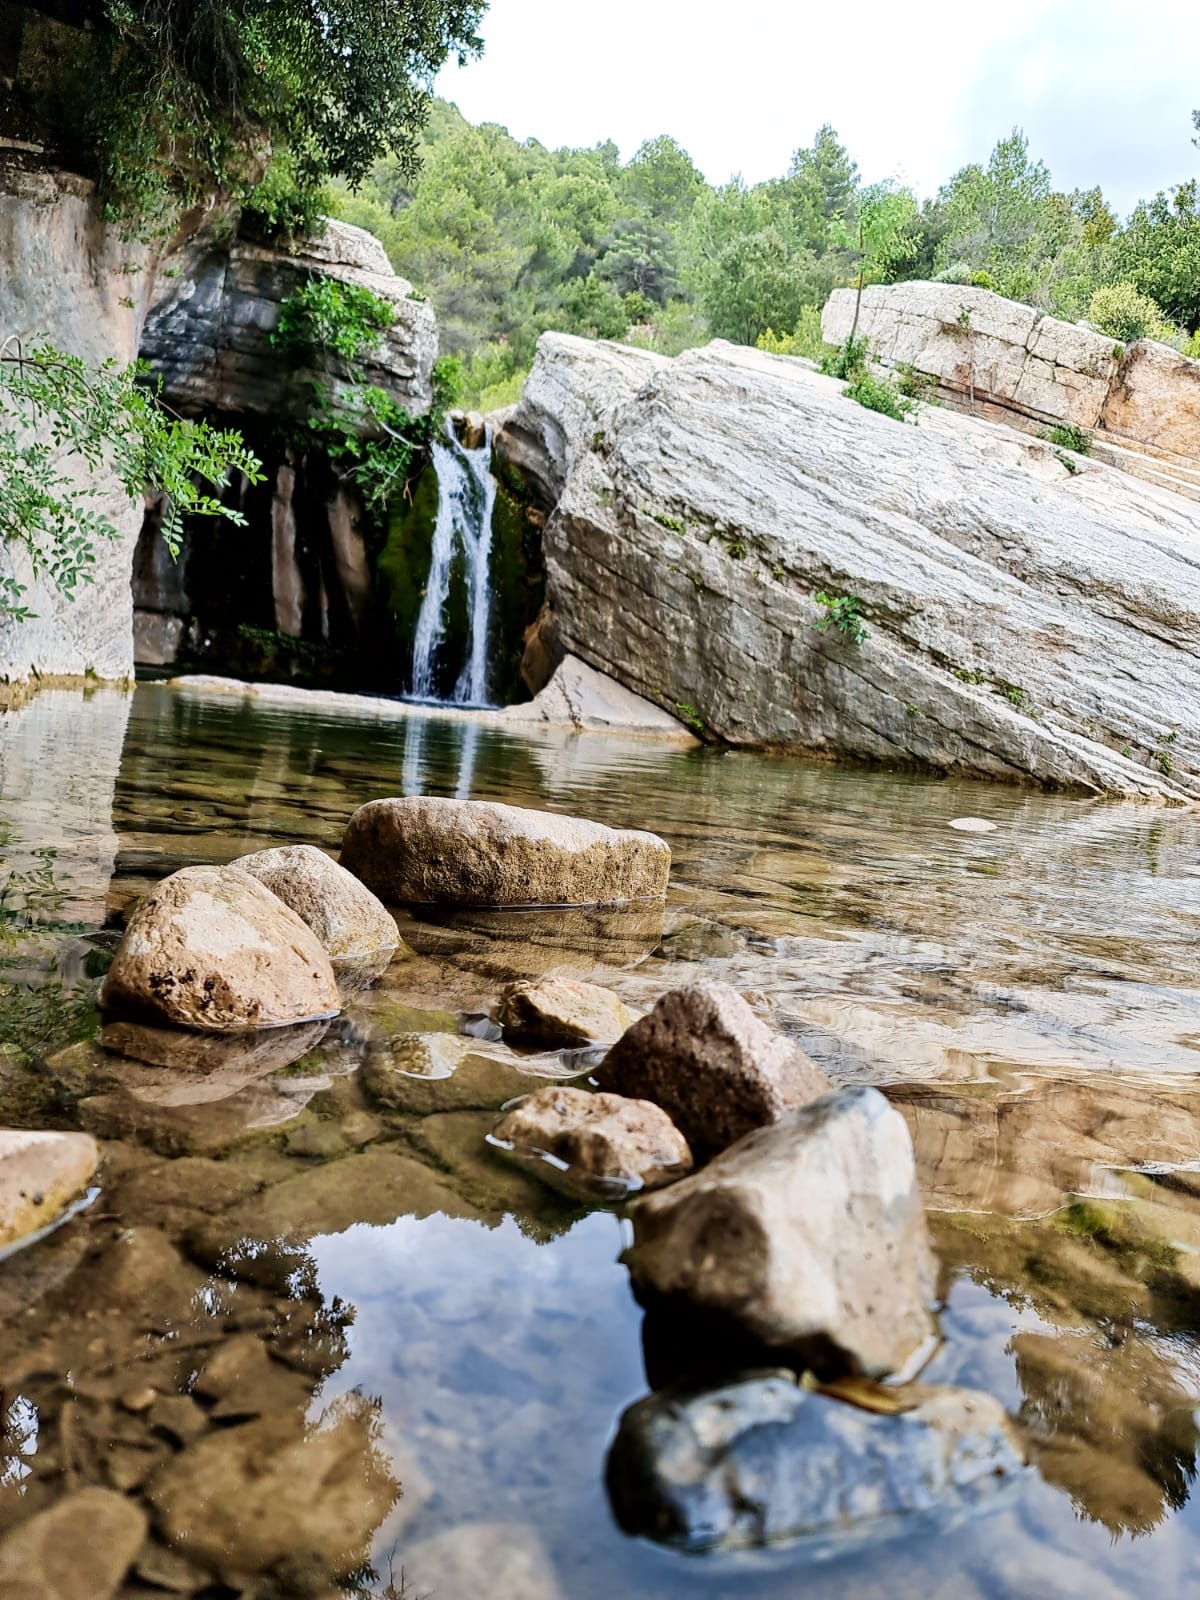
[3,683,1200,1596]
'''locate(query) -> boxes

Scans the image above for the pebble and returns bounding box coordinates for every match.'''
[948,817,998,833]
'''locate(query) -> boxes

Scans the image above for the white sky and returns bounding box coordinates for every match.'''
[436,0,1199,217]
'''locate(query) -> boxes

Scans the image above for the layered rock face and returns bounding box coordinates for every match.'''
[822,282,1200,499]
[139,220,436,423]
[133,220,438,680]
[497,331,1200,797]
[0,161,151,688]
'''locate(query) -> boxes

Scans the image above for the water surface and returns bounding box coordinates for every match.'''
[2,683,1200,1596]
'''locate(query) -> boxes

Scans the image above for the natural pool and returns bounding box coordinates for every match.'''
[3,681,1200,1597]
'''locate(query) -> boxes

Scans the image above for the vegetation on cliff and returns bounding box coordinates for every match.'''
[336,105,1200,404]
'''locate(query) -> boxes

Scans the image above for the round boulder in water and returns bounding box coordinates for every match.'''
[492,1084,692,1197]
[0,1129,99,1251]
[101,865,340,1033]
[340,796,671,908]
[230,843,401,980]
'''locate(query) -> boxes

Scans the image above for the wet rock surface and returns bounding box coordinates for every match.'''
[0,1129,99,1250]
[597,981,832,1153]
[498,974,637,1047]
[231,842,401,966]
[341,796,671,907]
[101,865,340,1031]
[493,1085,693,1195]
[145,1398,399,1581]
[626,1087,939,1378]
[607,1372,1025,1552]
[0,1484,147,1599]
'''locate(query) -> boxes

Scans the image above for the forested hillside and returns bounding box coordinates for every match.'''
[334,101,1200,405]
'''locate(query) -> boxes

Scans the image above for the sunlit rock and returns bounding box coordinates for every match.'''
[498,974,637,1048]
[625,1087,938,1378]
[0,1128,98,1252]
[101,865,339,1031]
[341,795,671,907]
[598,981,830,1154]
[230,842,401,975]
[606,1371,1024,1552]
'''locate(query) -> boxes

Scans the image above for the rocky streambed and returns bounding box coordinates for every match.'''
[2,682,1200,1597]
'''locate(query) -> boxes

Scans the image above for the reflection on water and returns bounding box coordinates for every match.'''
[2,683,1200,1594]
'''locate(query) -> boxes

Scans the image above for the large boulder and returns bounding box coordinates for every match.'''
[624,1087,939,1378]
[597,981,831,1153]
[495,332,1200,797]
[340,796,670,907]
[0,1129,99,1250]
[492,1085,692,1196]
[498,974,637,1048]
[101,865,339,1032]
[606,1371,1024,1552]
[230,842,400,973]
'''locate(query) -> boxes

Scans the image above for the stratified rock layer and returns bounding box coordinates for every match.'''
[497,331,1200,797]
[625,1087,939,1378]
[607,1372,1024,1552]
[341,796,671,907]
[101,865,339,1031]
[597,981,831,1152]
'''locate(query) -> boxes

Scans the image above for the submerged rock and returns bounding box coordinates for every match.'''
[498,974,637,1048]
[230,842,400,975]
[493,1085,692,1196]
[340,796,671,907]
[625,1087,939,1378]
[146,1397,399,1580]
[101,865,339,1032]
[606,1371,1024,1552]
[597,981,831,1153]
[0,1128,99,1251]
[0,1485,147,1600]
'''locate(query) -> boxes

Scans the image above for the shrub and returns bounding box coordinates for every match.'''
[820,334,871,381]
[272,279,396,365]
[756,306,829,363]
[844,372,916,424]
[895,363,937,401]
[969,269,999,291]
[1042,422,1092,455]
[1087,282,1178,345]
[814,592,868,644]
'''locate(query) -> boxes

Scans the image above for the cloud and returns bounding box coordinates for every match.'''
[436,0,1198,212]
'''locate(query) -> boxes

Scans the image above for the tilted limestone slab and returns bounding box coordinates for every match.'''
[497,330,1200,797]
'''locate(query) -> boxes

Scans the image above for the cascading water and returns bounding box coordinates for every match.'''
[409,419,498,705]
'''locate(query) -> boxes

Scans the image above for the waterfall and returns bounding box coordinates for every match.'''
[409,419,498,706]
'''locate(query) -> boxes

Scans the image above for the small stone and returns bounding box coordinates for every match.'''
[152,1393,209,1442]
[498,976,637,1048]
[493,1086,692,1195]
[230,843,401,967]
[597,981,831,1153]
[101,865,339,1032]
[625,1086,939,1379]
[119,1385,158,1413]
[0,1486,147,1600]
[195,1335,270,1399]
[0,1129,99,1250]
[948,817,998,833]
[340,796,671,907]
[606,1372,1025,1552]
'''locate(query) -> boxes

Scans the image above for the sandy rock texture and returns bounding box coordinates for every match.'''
[341,796,671,907]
